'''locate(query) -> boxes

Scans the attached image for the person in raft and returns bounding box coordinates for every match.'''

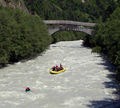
[52,64,63,71]
[52,66,55,71]
[25,87,31,92]
[56,65,59,71]
[60,64,63,70]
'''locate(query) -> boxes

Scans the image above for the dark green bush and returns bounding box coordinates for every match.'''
[92,46,102,53]
[0,8,52,66]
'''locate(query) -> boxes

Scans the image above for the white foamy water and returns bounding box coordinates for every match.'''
[0,40,119,108]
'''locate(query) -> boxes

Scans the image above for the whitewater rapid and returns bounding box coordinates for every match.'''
[0,40,119,108]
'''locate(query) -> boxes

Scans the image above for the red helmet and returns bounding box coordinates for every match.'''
[26,87,30,91]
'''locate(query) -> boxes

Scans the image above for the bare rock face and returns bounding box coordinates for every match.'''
[17,0,29,14]
[0,0,7,7]
[0,0,29,14]
[81,0,87,3]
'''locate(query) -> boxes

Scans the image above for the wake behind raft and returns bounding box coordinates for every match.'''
[49,64,66,74]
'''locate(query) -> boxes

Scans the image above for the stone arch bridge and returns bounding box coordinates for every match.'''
[44,20,96,35]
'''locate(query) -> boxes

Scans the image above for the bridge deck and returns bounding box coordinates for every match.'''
[44,20,96,27]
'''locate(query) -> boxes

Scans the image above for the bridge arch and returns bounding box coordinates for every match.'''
[44,20,96,35]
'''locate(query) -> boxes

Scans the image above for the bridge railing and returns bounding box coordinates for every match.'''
[44,20,96,27]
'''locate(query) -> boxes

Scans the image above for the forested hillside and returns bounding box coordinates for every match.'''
[24,0,117,22]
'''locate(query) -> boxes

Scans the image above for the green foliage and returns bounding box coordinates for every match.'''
[24,0,118,22]
[0,8,52,66]
[82,0,118,21]
[24,0,91,21]
[92,47,102,53]
[84,7,120,81]
[52,31,86,43]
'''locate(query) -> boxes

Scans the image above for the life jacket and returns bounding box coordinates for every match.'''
[56,65,59,71]
[60,64,63,69]
[52,66,55,71]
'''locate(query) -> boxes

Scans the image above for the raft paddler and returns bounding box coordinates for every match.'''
[52,66,55,71]
[60,64,63,70]
[55,65,59,71]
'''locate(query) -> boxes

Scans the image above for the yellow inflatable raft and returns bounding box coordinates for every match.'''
[50,67,66,74]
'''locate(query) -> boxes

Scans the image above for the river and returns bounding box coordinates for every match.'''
[0,40,119,108]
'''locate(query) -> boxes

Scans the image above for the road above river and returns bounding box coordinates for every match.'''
[0,40,119,108]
